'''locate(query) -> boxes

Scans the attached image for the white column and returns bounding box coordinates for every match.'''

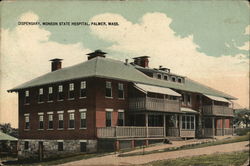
[146,113,149,138]
[163,114,166,137]
[212,117,215,137]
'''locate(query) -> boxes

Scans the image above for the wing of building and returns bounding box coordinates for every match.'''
[8,50,236,159]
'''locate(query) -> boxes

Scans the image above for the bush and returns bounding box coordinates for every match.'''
[235,128,250,136]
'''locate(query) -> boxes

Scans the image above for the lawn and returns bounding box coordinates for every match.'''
[2,152,110,166]
[119,133,250,157]
[142,151,249,166]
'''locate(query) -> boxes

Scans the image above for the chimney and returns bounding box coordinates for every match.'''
[87,49,107,60]
[50,58,63,72]
[133,56,150,68]
[125,59,128,65]
[159,66,170,73]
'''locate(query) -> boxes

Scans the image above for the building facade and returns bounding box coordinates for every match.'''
[8,50,235,159]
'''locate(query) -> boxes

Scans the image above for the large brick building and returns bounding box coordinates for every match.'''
[8,50,235,159]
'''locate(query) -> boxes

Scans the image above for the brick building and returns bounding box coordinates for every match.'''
[8,50,235,159]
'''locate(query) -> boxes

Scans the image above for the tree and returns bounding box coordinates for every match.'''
[234,109,250,128]
[0,123,18,138]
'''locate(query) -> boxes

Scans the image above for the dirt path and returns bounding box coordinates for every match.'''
[60,141,249,166]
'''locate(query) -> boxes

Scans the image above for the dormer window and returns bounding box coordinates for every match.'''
[25,90,30,104]
[178,78,182,83]
[48,87,53,102]
[38,88,44,103]
[68,83,74,99]
[157,74,162,79]
[171,76,176,82]
[164,75,169,81]
[58,85,64,101]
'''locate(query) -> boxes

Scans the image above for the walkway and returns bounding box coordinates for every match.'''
[60,141,249,166]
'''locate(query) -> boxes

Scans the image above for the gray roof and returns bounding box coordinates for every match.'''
[8,57,236,100]
[0,132,18,141]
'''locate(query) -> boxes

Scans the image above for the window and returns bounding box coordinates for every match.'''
[178,78,182,83]
[118,111,124,126]
[48,87,53,102]
[80,81,87,98]
[182,115,195,130]
[58,142,63,151]
[105,81,112,98]
[38,88,44,103]
[24,141,29,150]
[58,85,64,101]
[118,83,124,99]
[80,142,86,152]
[105,110,112,127]
[39,115,44,129]
[58,114,64,129]
[80,110,87,128]
[24,115,30,129]
[187,94,191,106]
[164,75,169,81]
[25,90,30,104]
[68,113,75,129]
[157,74,162,79]
[171,76,176,82]
[68,83,74,99]
[48,114,53,129]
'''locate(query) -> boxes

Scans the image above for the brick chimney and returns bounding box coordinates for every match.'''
[87,50,106,60]
[133,56,150,68]
[50,58,63,72]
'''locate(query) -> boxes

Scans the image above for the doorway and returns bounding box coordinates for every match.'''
[38,141,44,161]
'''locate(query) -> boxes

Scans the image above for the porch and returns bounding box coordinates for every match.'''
[202,117,234,137]
[97,113,196,139]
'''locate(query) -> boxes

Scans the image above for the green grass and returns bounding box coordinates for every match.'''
[119,133,250,157]
[141,151,249,166]
[2,152,111,166]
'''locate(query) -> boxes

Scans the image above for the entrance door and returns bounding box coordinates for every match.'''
[80,142,87,152]
[38,141,44,161]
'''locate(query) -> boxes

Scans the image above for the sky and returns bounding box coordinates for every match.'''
[0,0,249,128]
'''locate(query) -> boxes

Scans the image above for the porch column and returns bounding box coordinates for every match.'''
[163,114,166,137]
[145,113,149,138]
[179,115,182,137]
[222,118,225,136]
[212,117,215,137]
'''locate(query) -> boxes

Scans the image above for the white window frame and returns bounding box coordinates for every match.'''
[68,83,75,100]
[58,85,64,101]
[118,83,124,99]
[57,112,64,130]
[80,81,87,98]
[79,109,87,129]
[25,90,29,97]
[48,114,53,130]
[68,112,75,129]
[105,81,112,98]
[181,115,195,130]
[118,109,125,126]
[105,108,113,127]
[24,114,30,130]
[38,114,44,130]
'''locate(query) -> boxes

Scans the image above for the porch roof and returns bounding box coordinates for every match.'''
[181,107,199,114]
[204,94,231,103]
[134,83,181,96]
[0,132,18,141]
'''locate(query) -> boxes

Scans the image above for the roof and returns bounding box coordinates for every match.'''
[204,94,231,103]
[8,57,236,100]
[181,107,199,114]
[134,83,181,96]
[0,132,18,141]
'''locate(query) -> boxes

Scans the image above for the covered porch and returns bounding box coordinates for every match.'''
[202,117,234,137]
[97,111,197,139]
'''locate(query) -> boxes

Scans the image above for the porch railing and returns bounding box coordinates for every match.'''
[167,127,179,137]
[129,97,180,113]
[202,105,234,116]
[97,126,164,138]
[203,128,233,137]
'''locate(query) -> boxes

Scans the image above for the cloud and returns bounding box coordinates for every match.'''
[0,12,91,127]
[90,12,249,107]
